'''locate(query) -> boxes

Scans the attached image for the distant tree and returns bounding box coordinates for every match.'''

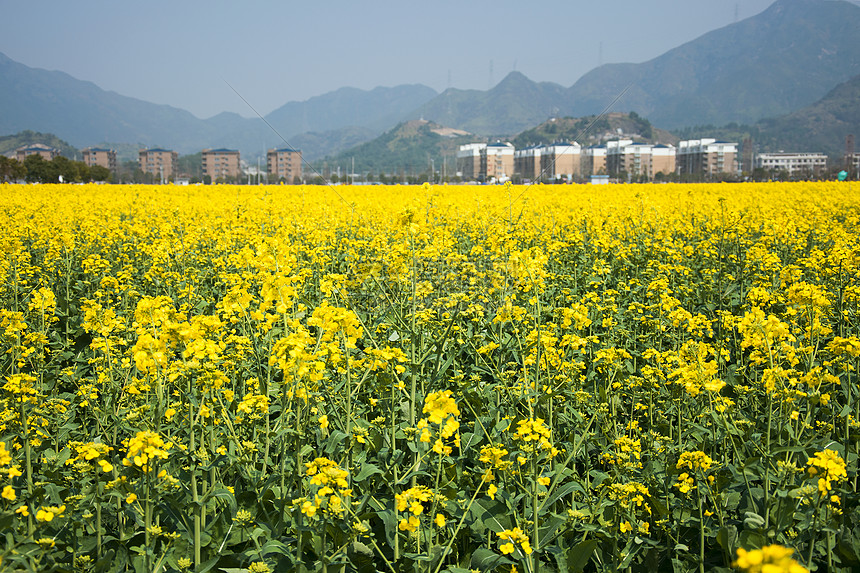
[0,157,26,182]
[23,155,49,183]
[88,165,112,182]
[52,156,81,183]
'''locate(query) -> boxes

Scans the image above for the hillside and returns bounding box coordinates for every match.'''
[753,73,860,157]
[411,72,568,137]
[2,0,859,158]
[512,113,678,149]
[414,0,860,133]
[315,120,474,177]
[567,0,860,128]
[0,52,233,153]
[674,73,860,159]
[0,51,434,159]
[0,130,77,158]
[265,85,437,138]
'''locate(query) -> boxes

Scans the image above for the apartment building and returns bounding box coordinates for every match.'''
[267,147,302,183]
[606,140,676,179]
[202,148,241,181]
[138,148,178,183]
[677,139,738,177]
[539,142,581,181]
[16,144,58,162]
[480,142,514,183]
[81,147,117,171]
[582,145,607,176]
[456,143,485,181]
[755,152,827,178]
[514,145,541,182]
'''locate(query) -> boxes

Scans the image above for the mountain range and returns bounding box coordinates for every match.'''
[1,0,859,161]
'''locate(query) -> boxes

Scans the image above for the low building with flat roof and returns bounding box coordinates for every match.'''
[16,144,58,162]
[755,152,827,178]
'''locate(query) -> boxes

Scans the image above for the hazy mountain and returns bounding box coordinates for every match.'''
[266,85,438,137]
[410,72,568,136]
[676,73,860,159]
[0,51,435,158]
[2,0,859,158]
[415,0,860,134]
[0,52,228,152]
[753,74,860,157]
[287,126,379,162]
[567,0,860,128]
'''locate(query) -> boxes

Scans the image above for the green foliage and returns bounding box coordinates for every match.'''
[314,120,474,178]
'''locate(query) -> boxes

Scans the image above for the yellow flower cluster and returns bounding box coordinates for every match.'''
[512,418,557,458]
[601,436,642,469]
[301,457,351,518]
[497,527,533,556]
[675,451,716,494]
[418,389,460,455]
[123,430,171,473]
[35,504,66,522]
[733,545,808,573]
[65,441,113,473]
[396,485,436,532]
[806,449,847,495]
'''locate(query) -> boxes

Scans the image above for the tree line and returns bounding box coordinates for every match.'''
[0,154,112,183]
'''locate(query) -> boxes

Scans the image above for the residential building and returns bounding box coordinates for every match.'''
[651,145,677,176]
[16,144,58,162]
[514,145,541,182]
[845,152,860,173]
[480,141,514,183]
[81,147,117,172]
[755,152,827,178]
[539,142,581,182]
[582,145,607,176]
[267,147,302,183]
[202,148,241,182]
[677,139,738,177]
[138,148,178,183]
[456,143,485,181]
[606,140,676,179]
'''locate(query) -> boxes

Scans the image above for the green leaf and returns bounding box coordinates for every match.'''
[196,556,223,573]
[716,525,738,555]
[460,431,483,451]
[567,538,598,573]
[466,498,512,535]
[469,547,513,571]
[354,463,383,482]
[260,539,290,557]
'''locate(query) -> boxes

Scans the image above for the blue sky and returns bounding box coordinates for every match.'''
[1,0,779,119]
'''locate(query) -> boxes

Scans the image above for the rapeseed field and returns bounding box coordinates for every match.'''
[0,181,857,572]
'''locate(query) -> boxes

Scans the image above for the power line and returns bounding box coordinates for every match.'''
[221,77,354,213]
